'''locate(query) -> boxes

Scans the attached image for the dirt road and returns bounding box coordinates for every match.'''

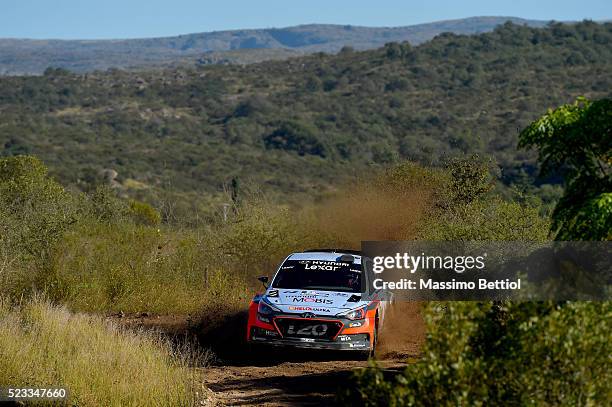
[200,357,408,406]
[112,303,424,406]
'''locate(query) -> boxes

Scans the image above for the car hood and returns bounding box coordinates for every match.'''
[263,288,368,316]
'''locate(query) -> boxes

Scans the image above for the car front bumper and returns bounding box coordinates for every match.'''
[249,327,371,351]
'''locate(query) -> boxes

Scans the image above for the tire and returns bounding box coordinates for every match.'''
[370,325,378,358]
[357,316,379,361]
[371,313,380,357]
[357,351,371,361]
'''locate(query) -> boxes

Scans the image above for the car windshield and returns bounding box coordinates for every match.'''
[272,259,363,293]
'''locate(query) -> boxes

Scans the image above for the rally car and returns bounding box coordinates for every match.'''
[246,249,390,357]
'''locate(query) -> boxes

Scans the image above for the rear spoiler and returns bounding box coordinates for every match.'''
[303,248,362,256]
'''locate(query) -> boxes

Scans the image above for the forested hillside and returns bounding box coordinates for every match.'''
[0,17,547,75]
[0,21,610,220]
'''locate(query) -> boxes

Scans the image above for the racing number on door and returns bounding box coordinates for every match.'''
[287,323,328,336]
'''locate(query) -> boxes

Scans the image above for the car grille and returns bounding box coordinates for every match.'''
[274,318,343,340]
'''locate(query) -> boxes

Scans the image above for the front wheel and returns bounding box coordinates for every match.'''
[357,351,370,361]
[370,325,378,357]
[357,326,378,361]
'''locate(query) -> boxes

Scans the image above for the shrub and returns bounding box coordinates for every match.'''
[53,221,249,314]
[263,121,327,157]
[447,155,495,205]
[343,301,611,406]
[213,199,320,278]
[0,156,78,298]
[129,199,162,226]
[0,156,77,261]
[421,198,550,241]
[85,185,129,223]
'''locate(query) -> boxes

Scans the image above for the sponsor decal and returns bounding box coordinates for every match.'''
[337,335,352,342]
[292,297,333,304]
[299,338,315,342]
[347,294,362,302]
[348,322,362,327]
[288,306,331,313]
[267,290,279,297]
[287,323,329,336]
[286,291,329,298]
[298,260,351,271]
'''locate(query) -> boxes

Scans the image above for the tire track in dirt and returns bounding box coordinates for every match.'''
[200,358,407,406]
[112,302,424,406]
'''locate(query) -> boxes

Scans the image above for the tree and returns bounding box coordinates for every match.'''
[0,156,77,261]
[0,156,78,297]
[519,98,611,240]
[447,155,495,205]
[263,121,327,157]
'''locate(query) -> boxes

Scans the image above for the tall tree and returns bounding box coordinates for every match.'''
[519,98,611,240]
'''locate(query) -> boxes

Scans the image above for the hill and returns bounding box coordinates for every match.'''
[0,17,549,75]
[0,21,610,221]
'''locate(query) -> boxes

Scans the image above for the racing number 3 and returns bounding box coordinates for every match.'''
[287,324,328,336]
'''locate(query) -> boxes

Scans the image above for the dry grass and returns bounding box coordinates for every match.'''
[0,297,203,406]
[49,221,250,315]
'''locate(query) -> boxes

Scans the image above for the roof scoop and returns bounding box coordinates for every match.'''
[339,254,355,263]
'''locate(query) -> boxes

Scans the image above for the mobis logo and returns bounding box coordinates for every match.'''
[292,297,333,304]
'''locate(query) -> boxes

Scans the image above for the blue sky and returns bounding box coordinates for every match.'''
[1,0,610,39]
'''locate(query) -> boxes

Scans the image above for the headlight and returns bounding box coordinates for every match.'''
[337,306,366,320]
[257,300,280,315]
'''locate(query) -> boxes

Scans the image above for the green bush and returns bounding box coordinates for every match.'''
[556,192,612,240]
[263,121,327,157]
[213,199,322,278]
[421,198,550,241]
[0,156,78,299]
[84,185,129,223]
[343,302,611,406]
[0,156,77,261]
[129,199,162,226]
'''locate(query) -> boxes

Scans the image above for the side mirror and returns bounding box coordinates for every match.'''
[257,275,269,288]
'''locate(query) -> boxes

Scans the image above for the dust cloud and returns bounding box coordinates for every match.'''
[307,180,431,357]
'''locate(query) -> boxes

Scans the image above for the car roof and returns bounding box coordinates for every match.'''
[287,251,362,265]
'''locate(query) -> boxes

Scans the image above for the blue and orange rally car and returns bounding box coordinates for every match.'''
[246,249,390,358]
